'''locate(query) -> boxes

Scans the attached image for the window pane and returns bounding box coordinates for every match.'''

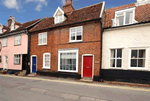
[117,16,124,26]
[126,11,133,24]
[77,35,82,40]
[73,65,76,70]
[117,49,122,58]
[110,59,115,67]
[71,28,75,33]
[131,59,137,67]
[76,27,82,32]
[117,59,122,67]
[131,50,137,58]
[139,50,145,58]
[111,49,115,58]
[138,59,145,67]
[71,36,75,40]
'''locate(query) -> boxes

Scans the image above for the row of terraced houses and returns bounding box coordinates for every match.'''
[0,0,150,83]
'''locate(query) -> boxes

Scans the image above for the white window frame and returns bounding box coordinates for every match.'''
[54,15,64,24]
[10,24,15,31]
[115,7,136,26]
[3,38,7,47]
[129,48,147,70]
[0,29,2,33]
[58,49,78,73]
[43,53,51,69]
[38,32,47,46]
[110,48,123,68]
[14,35,21,45]
[69,26,83,43]
[14,54,21,64]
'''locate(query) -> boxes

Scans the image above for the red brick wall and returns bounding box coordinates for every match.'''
[30,20,102,76]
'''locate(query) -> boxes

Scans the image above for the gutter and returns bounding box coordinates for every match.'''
[30,18,101,33]
[104,20,150,30]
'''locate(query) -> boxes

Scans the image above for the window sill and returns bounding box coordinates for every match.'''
[58,70,78,73]
[109,67,123,70]
[14,44,21,46]
[38,44,47,46]
[69,40,83,43]
[42,67,50,69]
[14,63,21,65]
[128,67,148,71]
[3,46,7,47]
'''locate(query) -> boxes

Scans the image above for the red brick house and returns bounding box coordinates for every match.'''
[29,0,105,81]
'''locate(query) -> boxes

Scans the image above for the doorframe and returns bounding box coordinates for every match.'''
[81,54,94,79]
[31,55,37,73]
[3,55,8,70]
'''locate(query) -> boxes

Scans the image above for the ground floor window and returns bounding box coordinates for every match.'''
[58,49,78,72]
[43,53,50,69]
[14,54,21,64]
[110,49,122,68]
[130,49,146,68]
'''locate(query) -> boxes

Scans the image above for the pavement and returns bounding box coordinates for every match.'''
[0,74,150,101]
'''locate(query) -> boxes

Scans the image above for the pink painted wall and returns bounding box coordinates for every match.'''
[0,33,28,70]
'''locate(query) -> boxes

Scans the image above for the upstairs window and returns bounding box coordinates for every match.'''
[115,8,135,26]
[55,15,64,24]
[70,26,83,42]
[38,32,47,45]
[0,56,2,63]
[3,38,7,47]
[14,35,21,45]
[0,29,2,33]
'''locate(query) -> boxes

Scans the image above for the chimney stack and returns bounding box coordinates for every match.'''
[7,15,12,27]
[13,17,15,21]
[63,0,74,14]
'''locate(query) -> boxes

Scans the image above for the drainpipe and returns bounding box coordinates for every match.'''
[27,30,31,74]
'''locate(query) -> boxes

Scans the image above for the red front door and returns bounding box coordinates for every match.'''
[83,56,93,78]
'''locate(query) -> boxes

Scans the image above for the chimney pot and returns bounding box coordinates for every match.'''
[10,15,12,19]
[13,17,15,21]
[65,0,67,5]
[69,0,73,5]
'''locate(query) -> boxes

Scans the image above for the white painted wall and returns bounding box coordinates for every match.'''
[102,23,150,71]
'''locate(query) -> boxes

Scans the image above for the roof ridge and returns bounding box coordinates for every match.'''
[22,18,41,25]
[106,2,135,10]
[75,1,104,11]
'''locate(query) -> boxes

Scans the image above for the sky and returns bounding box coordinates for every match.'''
[0,0,136,26]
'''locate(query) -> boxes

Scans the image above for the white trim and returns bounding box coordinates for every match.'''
[81,54,94,79]
[31,55,37,73]
[100,1,105,18]
[3,55,8,70]
[53,7,64,17]
[69,26,83,42]
[58,49,78,73]
[14,35,21,45]
[38,32,47,46]
[2,38,7,47]
[114,7,136,26]
[109,49,123,68]
[42,53,51,69]
[128,48,148,70]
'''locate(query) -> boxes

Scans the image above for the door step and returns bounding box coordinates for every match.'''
[80,77,93,82]
[0,70,7,74]
[27,73,37,77]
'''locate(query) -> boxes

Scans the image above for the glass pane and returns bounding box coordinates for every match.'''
[76,32,82,35]
[71,28,75,33]
[60,65,62,70]
[131,59,137,67]
[126,11,133,24]
[111,49,115,58]
[117,16,124,26]
[73,59,76,65]
[62,65,65,70]
[73,65,76,70]
[70,65,73,70]
[76,27,82,32]
[131,50,137,58]
[117,59,122,67]
[117,49,122,58]
[138,59,145,67]
[139,50,145,58]
[110,59,115,67]
[71,36,75,40]
[77,35,82,40]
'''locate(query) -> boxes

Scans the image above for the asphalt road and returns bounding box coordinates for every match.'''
[0,75,150,101]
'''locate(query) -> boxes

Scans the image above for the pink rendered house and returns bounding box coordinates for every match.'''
[0,16,43,73]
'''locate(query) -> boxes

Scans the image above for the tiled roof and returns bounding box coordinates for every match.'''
[104,3,150,28]
[29,2,104,32]
[3,18,41,35]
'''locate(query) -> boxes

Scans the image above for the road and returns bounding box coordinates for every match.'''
[0,75,150,101]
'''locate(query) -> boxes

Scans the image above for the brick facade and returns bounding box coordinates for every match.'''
[30,20,102,77]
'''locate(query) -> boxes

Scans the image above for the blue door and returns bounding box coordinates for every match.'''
[32,56,37,73]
